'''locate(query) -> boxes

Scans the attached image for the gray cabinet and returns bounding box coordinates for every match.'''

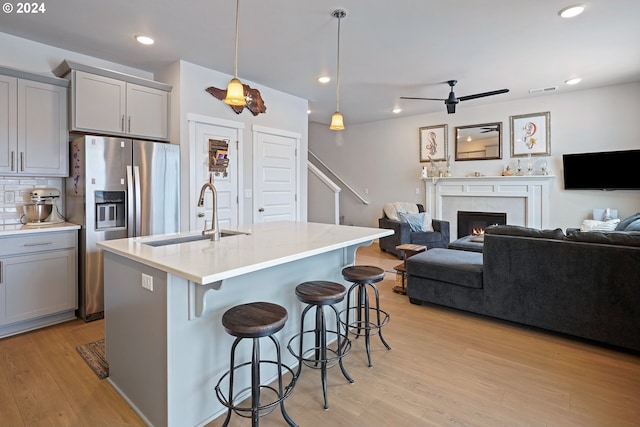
[55,61,171,141]
[0,229,77,337]
[0,69,68,177]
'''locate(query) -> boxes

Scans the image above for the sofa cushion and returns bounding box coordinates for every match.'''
[398,211,434,232]
[615,213,640,231]
[383,202,420,221]
[485,225,565,240]
[566,231,640,247]
[407,248,483,289]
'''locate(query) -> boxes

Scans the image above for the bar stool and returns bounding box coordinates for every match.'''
[341,265,391,367]
[215,302,297,427]
[287,281,353,410]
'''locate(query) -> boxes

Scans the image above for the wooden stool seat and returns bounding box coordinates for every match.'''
[295,281,347,305]
[222,301,287,338]
[341,265,385,284]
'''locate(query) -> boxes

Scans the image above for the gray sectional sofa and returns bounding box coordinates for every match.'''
[406,224,640,352]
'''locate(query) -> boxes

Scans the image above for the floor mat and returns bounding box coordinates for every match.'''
[76,339,109,380]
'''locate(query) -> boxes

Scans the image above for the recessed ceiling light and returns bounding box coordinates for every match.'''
[318,76,331,84]
[558,4,586,18]
[565,77,582,85]
[392,108,402,114]
[135,35,155,45]
[307,109,311,114]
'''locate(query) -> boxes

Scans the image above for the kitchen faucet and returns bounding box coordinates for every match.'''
[197,182,220,241]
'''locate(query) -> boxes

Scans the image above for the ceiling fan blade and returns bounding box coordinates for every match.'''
[400,96,446,101]
[446,103,456,114]
[458,89,509,102]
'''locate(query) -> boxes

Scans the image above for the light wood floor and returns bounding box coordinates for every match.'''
[1,243,639,426]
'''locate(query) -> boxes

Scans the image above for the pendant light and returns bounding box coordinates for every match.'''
[224,0,246,106]
[329,9,346,130]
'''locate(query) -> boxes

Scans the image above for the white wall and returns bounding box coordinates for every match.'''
[309,82,640,230]
[157,60,309,230]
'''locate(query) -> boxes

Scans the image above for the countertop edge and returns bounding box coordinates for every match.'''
[0,222,81,236]
[99,224,393,284]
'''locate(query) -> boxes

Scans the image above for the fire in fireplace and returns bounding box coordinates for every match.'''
[457,211,507,238]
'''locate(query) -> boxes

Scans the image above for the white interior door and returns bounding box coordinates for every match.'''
[192,119,241,231]
[253,126,300,223]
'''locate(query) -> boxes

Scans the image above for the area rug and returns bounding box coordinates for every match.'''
[76,339,109,380]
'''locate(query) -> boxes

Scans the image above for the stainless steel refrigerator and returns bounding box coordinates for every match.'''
[66,135,180,321]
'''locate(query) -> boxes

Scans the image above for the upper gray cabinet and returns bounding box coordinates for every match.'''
[0,69,68,177]
[54,61,171,141]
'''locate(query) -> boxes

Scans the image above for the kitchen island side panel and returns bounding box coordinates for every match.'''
[104,251,169,427]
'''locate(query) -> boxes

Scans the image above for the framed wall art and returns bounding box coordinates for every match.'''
[510,111,551,157]
[419,124,448,162]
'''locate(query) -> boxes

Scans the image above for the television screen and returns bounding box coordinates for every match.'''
[562,149,640,190]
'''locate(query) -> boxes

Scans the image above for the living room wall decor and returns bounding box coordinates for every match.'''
[419,124,447,162]
[510,111,551,156]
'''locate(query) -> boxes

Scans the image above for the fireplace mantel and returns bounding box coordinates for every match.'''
[422,175,555,239]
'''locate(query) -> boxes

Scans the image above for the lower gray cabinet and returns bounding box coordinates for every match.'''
[0,229,77,337]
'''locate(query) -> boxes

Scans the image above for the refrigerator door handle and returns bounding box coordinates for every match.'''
[133,165,142,236]
[126,165,135,238]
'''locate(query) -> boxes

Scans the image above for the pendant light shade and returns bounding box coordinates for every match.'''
[330,9,346,130]
[224,0,246,106]
[330,111,345,130]
[224,78,245,106]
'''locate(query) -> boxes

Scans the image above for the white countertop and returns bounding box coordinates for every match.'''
[98,221,393,284]
[0,222,80,236]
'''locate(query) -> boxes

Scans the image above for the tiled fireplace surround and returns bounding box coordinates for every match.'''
[423,176,555,240]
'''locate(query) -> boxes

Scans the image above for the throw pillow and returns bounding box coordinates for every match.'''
[383,202,420,221]
[580,218,620,232]
[398,212,434,232]
[624,218,640,231]
[383,203,400,221]
[615,213,640,231]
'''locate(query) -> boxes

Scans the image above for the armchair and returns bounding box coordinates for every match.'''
[378,203,450,258]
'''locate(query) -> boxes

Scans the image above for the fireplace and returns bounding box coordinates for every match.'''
[457,211,507,238]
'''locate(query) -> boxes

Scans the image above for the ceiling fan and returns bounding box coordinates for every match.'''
[401,80,509,114]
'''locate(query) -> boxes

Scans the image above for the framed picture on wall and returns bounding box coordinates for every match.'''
[419,124,448,162]
[510,111,551,156]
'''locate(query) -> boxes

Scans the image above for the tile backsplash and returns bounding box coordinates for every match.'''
[0,176,65,225]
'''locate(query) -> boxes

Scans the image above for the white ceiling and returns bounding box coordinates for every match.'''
[1,0,639,126]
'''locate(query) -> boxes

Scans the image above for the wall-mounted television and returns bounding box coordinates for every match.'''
[562,149,640,190]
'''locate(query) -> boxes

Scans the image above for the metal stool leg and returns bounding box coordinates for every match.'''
[271,335,297,426]
[330,303,353,383]
[370,283,392,351]
[221,337,242,427]
[250,338,261,426]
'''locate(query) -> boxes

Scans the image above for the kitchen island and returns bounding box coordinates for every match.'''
[97,221,392,427]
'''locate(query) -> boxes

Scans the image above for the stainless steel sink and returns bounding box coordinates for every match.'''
[144,230,250,247]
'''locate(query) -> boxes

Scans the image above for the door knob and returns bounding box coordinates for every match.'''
[197,212,205,217]
[258,208,265,212]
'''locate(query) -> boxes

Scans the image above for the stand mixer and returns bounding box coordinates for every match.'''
[22,188,65,225]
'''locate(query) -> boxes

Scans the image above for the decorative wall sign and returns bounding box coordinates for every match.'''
[209,139,229,175]
[420,124,447,162]
[205,84,267,116]
[510,111,551,157]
